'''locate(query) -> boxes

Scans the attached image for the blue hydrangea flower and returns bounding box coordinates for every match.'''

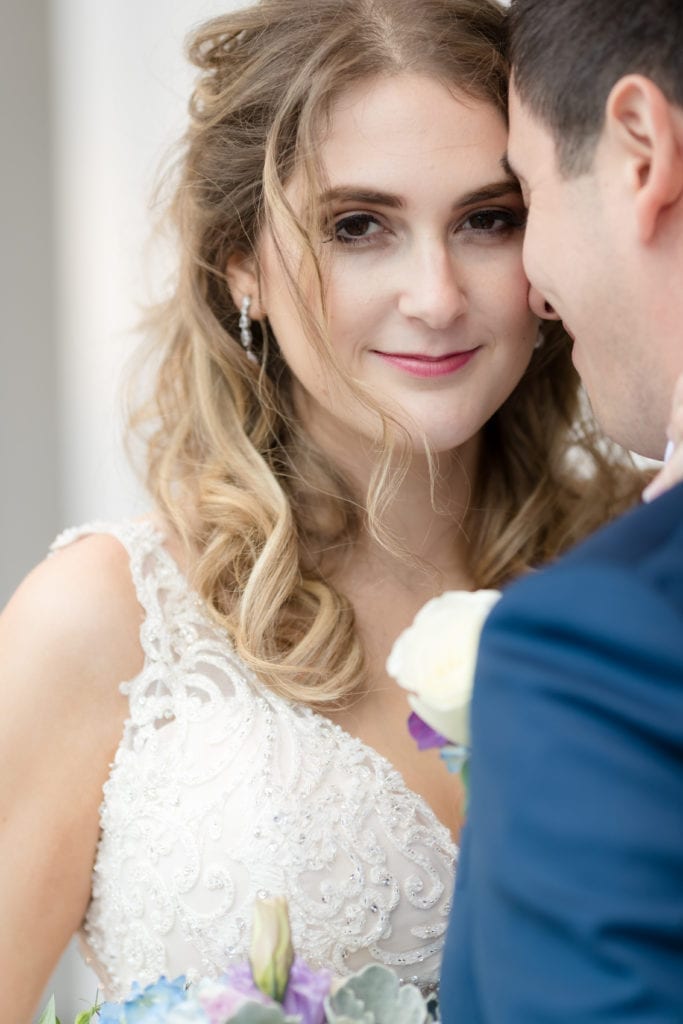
[97,976,187,1023]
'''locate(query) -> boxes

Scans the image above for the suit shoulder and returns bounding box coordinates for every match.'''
[475,559,683,787]
[560,481,683,573]
[496,557,681,637]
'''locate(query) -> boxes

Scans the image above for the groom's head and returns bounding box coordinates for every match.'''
[507,0,683,457]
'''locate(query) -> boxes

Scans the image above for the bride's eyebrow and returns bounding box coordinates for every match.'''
[457,179,522,207]
[318,179,521,210]
[319,187,404,209]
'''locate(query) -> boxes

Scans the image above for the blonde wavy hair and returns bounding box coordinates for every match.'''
[133,0,644,709]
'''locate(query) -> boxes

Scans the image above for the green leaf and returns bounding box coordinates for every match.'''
[74,1007,100,1024]
[35,995,58,1024]
[326,965,428,1024]
[461,758,470,814]
[229,1003,290,1024]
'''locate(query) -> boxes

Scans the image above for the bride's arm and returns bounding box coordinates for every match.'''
[0,536,142,1024]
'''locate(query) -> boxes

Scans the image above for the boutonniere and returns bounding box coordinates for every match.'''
[387,590,502,792]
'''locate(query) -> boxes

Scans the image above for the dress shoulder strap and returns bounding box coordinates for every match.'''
[50,519,165,621]
[50,518,202,666]
[50,518,159,559]
[50,519,220,727]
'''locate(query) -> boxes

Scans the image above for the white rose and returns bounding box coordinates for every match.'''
[386,589,502,748]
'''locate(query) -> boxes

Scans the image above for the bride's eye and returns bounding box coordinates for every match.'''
[461,208,527,235]
[333,213,384,245]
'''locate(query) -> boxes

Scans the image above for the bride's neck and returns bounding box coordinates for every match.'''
[328,435,480,593]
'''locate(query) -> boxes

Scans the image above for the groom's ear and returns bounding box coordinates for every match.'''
[605,75,683,244]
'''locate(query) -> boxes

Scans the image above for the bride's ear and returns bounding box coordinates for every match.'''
[226,250,266,319]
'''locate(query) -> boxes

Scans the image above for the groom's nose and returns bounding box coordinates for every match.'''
[528,285,560,321]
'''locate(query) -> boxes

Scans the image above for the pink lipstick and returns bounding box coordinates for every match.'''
[372,348,480,378]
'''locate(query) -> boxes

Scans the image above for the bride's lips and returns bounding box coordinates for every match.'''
[372,347,480,379]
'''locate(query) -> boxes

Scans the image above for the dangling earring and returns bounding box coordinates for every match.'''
[534,326,545,350]
[239,295,259,364]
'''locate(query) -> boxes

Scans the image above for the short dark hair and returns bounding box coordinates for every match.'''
[509,0,683,174]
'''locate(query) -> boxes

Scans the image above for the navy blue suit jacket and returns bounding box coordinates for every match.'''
[440,483,683,1022]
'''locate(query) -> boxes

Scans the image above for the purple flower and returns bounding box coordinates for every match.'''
[407,711,449,750]
[281,958,332,1024]
[220,962,273,1005]
[219,956,331,1024]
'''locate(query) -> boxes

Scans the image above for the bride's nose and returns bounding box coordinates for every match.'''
[528,285,560,321]
[398,245,467,329]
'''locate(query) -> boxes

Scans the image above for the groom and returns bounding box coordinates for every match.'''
[440,0,683,1020]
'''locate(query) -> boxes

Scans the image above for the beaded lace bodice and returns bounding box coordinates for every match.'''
[52,521,457,999]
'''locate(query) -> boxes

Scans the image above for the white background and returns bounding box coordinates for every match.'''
[1,0,244,1016]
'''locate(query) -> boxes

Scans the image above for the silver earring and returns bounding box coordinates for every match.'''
[534,327,545,350]
[239,295,259,364]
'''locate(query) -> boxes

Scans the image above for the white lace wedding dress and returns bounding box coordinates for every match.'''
[52,520,457,1000]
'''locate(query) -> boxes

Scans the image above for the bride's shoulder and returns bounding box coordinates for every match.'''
[1,526,145,714]
[0,528,147,1011]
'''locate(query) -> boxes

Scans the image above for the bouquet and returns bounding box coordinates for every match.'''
[386,589,502,791]
[37,899,438,1024]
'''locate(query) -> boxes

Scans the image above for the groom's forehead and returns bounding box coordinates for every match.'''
[506,83,558,185]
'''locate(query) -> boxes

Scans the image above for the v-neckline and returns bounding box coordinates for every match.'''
[139,517,458,856]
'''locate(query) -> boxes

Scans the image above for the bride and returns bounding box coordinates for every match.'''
[0,0,644,1018]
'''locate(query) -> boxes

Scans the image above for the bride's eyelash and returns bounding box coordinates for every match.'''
[327,212,384,246]
[322,205,527,247]
[462,208,527,234]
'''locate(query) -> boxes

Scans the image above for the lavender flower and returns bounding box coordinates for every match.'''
[281,958,332,1024]
[220,962,273,1006]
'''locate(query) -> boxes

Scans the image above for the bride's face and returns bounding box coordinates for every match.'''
[255,73,537,457]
